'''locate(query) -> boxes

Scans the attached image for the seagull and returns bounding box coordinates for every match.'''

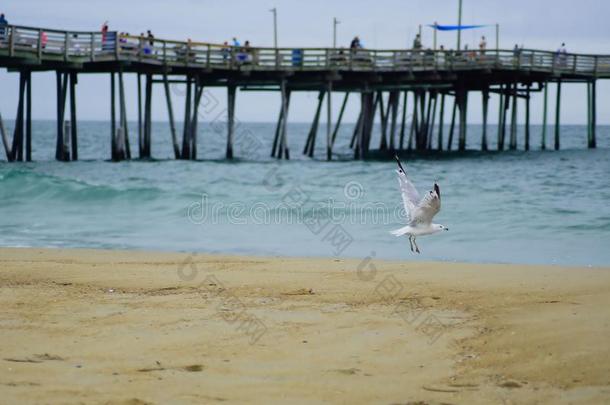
[391,155,448,253]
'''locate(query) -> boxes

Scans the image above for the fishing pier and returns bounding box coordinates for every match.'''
[1,24,609,162]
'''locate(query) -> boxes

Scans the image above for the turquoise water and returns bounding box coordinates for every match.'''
[1,120,609,266]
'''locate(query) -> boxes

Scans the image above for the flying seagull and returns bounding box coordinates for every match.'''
[391,155,448,253]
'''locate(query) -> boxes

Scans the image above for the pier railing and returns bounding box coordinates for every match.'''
[1,24,610,76]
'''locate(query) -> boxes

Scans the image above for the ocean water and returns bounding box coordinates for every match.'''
[1,120,609,266]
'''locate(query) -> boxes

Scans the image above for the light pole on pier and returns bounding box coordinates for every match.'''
[270,7,278,48]
[333,17,340,48]
[457,0,463,50]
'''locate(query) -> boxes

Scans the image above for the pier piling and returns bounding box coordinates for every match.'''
[457,90,468,151]
[481,90,489,151]
[304,90,324,157]
[0,113,10,161]
[331,92,349,148]
[277,79,291,159]
[56,72,69,161]
[110,73,116,161]
[509,82,518,150]
[181,76,193,159]
[226,85,236,159]
[143,74,153,158]
[542,82,548,150]
[525,84,530,151]
[326,81,333,160]
[447,97,457,151]
[426,91,438,150]
[437,93,445,151]
[555,80,562,150]
[399,91,408,150]
[589,80,597,148]
[69,73,77,161]
[118,71,131,159]
[388,90,399,151]
[163,74,180,159]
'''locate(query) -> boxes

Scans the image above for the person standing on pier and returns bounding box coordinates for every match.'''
[101,21,108,42]
[0,13,7,40]
[479,36,487,55]
[412,34,422,50]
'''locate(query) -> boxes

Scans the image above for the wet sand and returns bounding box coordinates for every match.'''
[1,248,609,404]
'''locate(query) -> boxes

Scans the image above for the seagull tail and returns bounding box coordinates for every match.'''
[390,225,411,237]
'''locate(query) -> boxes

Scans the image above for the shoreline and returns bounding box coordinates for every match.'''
[1,247,609,403]
[1,245,608,269]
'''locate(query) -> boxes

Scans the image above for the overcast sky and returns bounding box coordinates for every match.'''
[1,0,609,124]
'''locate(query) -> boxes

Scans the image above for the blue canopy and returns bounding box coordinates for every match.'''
[428,24,487,31]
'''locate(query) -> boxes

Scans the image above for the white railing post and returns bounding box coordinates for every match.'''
[114,32,120,60]
[9,26,15,57]
[90,33,95,61]
[37,29,43,61]
[64,31,70,61]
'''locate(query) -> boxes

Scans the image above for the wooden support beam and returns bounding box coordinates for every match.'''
[118,70,130,159]
[331,92,349,147]
[326,81,332,161]
[69,72,77,161]
[271,102,283,157]
[304,90,325,157]
[13,72,26,161]
[56,71,65,161]
[137,73,143,157]
[26,71,32,161]
[0,113,11,161]
[418,91,429,150]
[437,93,445,151]
[181,76,192,159]
[447,97,457,151]
[541,83,548,150]
[408,91,419,150]
[427,91,438,150]
[378,91,389,150]
[55,72,68,161]
[163,74,180,159]
[364,92,376,155]
[500,87,509,151]
[525,85,530,151]
[110,72,116,161]
[588,79,597,149]
[555,80,561,150]
[388,90,399,151]
[144,74,153,158]
[278,79,291,159]
[509,82,518,150]
[190,82,204,160]
[399,91,408,150]
[481,90,489,151]
[497,85,504,150]
[355,92,367,160]
[350,110,362,149]
[457,90,468,151]
[226,85,236,159]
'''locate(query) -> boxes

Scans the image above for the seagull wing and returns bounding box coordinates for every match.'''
[411,183,441,225]
[395,156,421,217]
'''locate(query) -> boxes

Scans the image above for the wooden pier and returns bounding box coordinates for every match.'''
[1,24,608,162]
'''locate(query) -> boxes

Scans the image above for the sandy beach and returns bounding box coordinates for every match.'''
[1,248,609,404]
